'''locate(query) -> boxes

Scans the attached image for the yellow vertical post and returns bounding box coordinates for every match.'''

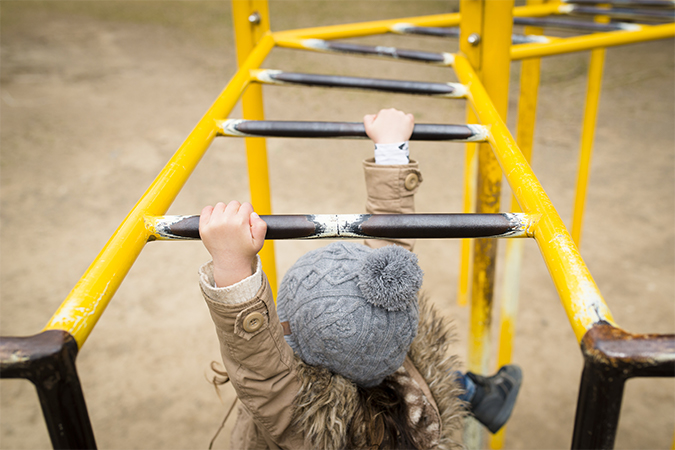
[232,0,277,292]
[491,5,543,448]
[460,0,514,447]
[458,127,477,307]
[571,47,606,247]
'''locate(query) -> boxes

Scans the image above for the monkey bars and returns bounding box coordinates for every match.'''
[1,1,674,449]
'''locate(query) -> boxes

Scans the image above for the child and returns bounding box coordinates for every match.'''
[199,109,521,449]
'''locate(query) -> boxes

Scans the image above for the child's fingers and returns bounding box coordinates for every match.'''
[250,212,267,249]
[224,200,241,216]
[363,114,376,126]
[238,202,254,217]
[200,205,214,229]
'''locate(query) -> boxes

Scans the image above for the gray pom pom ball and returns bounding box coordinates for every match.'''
[357,245,423,311]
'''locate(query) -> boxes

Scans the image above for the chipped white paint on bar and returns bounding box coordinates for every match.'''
[514,34,550,44]
[307,214,368,238]
[466,124,490,142]
[302,39,329,51]
[619,23,642,31]
[390,23,415,34]
[558,3,575,14]
[149,215,197,240]
[501,212,532,238]
[218,119,248,137]
[374,45,399,56]
[252,69,283,84]
[442,53,455,66]
[446,83,468,98]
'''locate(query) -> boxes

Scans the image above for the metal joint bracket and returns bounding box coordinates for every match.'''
[0,330,97,449]
[572,323,675,449]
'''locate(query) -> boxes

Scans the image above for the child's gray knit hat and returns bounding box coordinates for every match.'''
[277,242,423,387]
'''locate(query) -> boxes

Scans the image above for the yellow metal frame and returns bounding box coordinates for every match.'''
[36,0,673,446]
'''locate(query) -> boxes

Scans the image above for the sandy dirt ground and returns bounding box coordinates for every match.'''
[1,2,673,449]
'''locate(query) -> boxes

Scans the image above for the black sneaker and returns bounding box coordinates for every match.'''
[466,365,523,433]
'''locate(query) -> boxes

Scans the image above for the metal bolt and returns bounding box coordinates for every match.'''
[468,33,481,46]
[248,11,261,25]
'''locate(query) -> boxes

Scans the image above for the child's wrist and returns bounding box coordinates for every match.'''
[374,141,409,165]
[212,258,255,288]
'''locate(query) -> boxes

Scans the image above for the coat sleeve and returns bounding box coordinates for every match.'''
[201,268,303,447]
[363,157,423,251]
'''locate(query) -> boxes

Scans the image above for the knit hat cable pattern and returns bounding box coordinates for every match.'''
[277,242,423,387]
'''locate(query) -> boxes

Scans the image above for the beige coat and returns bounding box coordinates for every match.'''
[200,160,465,449]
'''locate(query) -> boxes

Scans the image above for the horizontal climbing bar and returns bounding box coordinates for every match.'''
[514,16,639,32]
[147,213,533,241]
[565,0,674,6]
[391,24,549,44]
[510,22,675,59]
[568,5,675,19]
[251,69,468,98]
[274,37,455,65]
[217,119,487,142]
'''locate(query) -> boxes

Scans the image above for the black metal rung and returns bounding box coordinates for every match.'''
[152,213,529,241]
[396,26,460,38]
[218,119,485,142]
[565,0,675,8]
[570,5,675,19]
[514,16,630,32]
[258,71,463,97]
[303,39,452,64]
[394,25,548,44]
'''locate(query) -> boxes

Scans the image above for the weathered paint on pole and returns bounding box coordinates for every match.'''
[232,0,278,294]
[453,53,616,341]
[491,5,543,448]
[460,0,515,447]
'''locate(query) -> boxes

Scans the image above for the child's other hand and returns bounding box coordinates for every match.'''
[363,108,415,144]
[199,201,267,287]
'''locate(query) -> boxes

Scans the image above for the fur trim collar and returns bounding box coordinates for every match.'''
[291,295,466,449]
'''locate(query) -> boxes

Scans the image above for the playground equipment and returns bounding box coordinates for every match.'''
[1,0,674,448]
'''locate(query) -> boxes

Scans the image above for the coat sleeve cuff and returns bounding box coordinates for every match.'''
[199,256,262,304]
[363,158,423,203]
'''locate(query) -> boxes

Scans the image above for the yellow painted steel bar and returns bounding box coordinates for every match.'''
[461,0,514,375]
[571,48,606,247]
[461,1,514,446]
[458,136,477,307]
[274,13,460,41]
[43,34,276,349]
[511,23,675,60]
[232,0,278,293]
[454,53,616,342]
[271,2,560,41]
[491,14,544,450]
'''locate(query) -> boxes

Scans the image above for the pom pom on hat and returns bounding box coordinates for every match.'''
[358,245,423,311]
